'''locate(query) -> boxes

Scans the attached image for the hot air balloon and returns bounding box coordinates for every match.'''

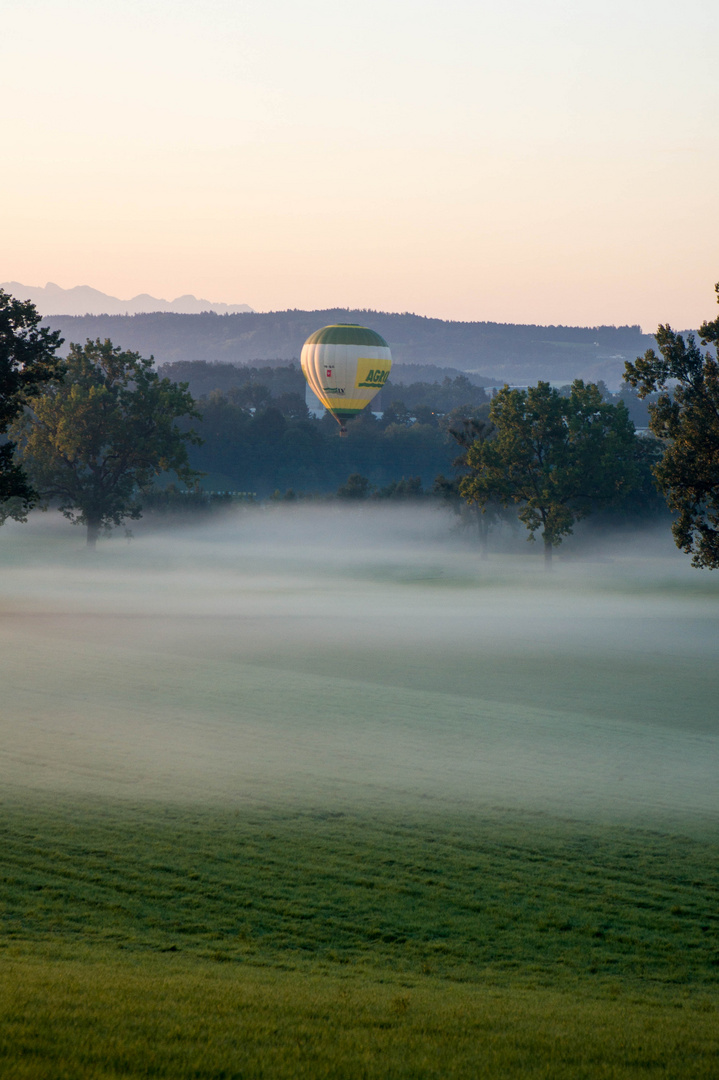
[301,324,392,435]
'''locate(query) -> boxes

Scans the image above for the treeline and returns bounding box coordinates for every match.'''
[143,374,668,571]
[157,361,307,401]
[156,359,491,415]
[155,361,491,494]
[42,308,657,386]
[8,281,717,567]
[161,361,657,498]
[159,359,654,426]
[187,396,459,496]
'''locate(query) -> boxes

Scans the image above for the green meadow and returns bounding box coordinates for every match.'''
[1,512,718,1076]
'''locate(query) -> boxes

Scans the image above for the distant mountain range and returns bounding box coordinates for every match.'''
[38,307,657,388]
[1,281,253,316]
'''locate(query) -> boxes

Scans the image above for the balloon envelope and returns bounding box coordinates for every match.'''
[301,324,392,427]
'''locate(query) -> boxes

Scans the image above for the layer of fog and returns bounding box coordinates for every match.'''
[1,506,717,832]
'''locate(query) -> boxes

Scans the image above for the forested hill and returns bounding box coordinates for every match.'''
[41,308,656,387]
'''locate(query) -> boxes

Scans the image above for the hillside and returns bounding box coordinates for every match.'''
[41,308,656,387]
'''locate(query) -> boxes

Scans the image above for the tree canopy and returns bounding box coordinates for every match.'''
[0,289,64,520]
[460,380,638,566]
[624,282,719,568]
[14,338,201,546]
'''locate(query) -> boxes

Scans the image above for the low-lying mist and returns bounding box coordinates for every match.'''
[1,506,717,831]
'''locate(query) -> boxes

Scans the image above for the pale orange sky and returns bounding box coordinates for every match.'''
[2,0,717,330]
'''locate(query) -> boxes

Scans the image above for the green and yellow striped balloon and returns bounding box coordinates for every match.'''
[301,324,392,433]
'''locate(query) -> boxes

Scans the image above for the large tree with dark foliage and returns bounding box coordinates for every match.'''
[624,283,719,568]
[0,290,64,520]
[460,381,638,567]
[15,338,201,546]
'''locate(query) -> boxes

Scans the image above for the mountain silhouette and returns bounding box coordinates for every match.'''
[1,281,253,316]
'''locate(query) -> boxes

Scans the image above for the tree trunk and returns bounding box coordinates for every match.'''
[477,506,489,561]
[544,537,553,570]
[86,518,101,549]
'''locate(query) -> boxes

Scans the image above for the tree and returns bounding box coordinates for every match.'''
[337,473,372,499]
[412,405,438,426]
[227,381,272,412]
[460,381,638,567]
[14,338,201,546]
[446,414,498,559]
[624,283,719,568]
[0,289,64,521]
[379,400,413,428]
[376,476,424,500]
[273,391,310,421]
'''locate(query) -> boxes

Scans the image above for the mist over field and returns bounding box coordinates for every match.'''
[1,507,717,833]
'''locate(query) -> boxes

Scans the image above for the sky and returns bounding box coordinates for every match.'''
[2,0,717,329]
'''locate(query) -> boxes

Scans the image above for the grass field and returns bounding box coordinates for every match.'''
[1,511,718,1076]
[1,798,718,1078]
